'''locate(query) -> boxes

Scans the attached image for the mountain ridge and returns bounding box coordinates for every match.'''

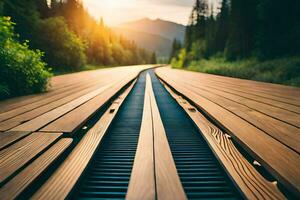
[113,18,186,58]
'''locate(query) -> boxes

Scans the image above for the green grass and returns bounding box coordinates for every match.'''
[175,56,300,87]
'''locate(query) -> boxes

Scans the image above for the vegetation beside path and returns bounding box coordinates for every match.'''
[173,55,300,87]
[170,0,300,87]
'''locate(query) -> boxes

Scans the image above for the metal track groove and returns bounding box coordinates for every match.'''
[72,72,146,199]
[150,70,242,200]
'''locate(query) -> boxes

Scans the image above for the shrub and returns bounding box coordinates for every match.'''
[0,17,52,99]
[175,55,300,87]
[33,17,86,72]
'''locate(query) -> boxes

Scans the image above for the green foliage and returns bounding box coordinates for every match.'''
[171,49,187,68]
[33,17,86,72]
[169,39,182,62]
[170,0,300,86]
[0,17,52,99]
[2,0,155,75]
[183,56,300,87]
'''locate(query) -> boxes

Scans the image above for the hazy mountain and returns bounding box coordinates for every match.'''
[113,18,186,58]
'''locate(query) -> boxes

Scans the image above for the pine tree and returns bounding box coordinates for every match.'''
[225,0,259,60]
[215,0,229,53]
[169,39,182,62]
[151,52,157,64]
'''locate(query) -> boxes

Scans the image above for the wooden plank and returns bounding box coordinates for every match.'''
[158,71,300,153]
[156,68,300,196]
[10,83,114,132]
[0,77,116,131]
[126,74,155,200]
[163,82,286,199]
[148,74,187,200]
[0,131,30,150]
[31,81,135,200]
[0,132,61,184]
[0,76,108,123]
[167,68,300,106]
[0,66,149,114]
[0,138,72,199]
[41,73,138,133]
[173,82,300,153]
[196,81,300,114]
[163,69,300,113]
[0,67,121,113]
[184,78,300,125]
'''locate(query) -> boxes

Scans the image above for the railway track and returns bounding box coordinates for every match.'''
[1,66,296,199]
[72,70,241,199]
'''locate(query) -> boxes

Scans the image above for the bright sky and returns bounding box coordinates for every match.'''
[82,0,198,26]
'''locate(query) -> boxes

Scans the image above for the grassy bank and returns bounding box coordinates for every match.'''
[174,56,300,87]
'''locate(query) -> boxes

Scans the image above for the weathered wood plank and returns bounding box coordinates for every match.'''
[148,74,187,200]
[0,77,106,123]
[167,68,300,106]
[0,77,115,131]
[41,73,138,133]
[127,74,186,200]
[126,74,155,200]
[185,78,300,127]
[163,82,286,200]
[0,138,72,199]
[189,79,300,114]
[0,132,61,184]
[31,81,135,200]
[181,83,300,153]
[0,131,30,150]
[10,83,114,132]
[156,67,300,196]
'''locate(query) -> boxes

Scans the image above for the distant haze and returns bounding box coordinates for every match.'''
[82,0,194,26]
[113,18,186,58]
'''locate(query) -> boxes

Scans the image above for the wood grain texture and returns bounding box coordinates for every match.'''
[170,68,300,105]
[0,131,30,150]
[127,74,186,200]
[31,81,136,200]
[156,67,300,197]
[0,66,135,113]
[1,66,151,133]
[0,138,72,200]
[41,73,138,133]
[0,78,103,123]
[0,132,61,184]
[0,77,113,130]
[126,74,155,200]
[163,82,286,200]
[10,83,113,132]
[148,74,187,200]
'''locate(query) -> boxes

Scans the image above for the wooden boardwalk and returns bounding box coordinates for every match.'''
[156,67,300,197]
[0,65,299,199]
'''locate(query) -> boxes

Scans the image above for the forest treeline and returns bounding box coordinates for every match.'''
[0,0,156,99]
[170,0,300,86]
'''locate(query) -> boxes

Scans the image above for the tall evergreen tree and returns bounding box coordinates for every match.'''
[186,0,208,50]
[215,0,230,53]
[225,0,259,60]
[3,0,40,41]
[257,0,300,58]
[169,39,182,62]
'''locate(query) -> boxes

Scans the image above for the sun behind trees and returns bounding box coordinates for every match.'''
[0,0,156,99]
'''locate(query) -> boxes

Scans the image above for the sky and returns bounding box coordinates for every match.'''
[82,0,198,26]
